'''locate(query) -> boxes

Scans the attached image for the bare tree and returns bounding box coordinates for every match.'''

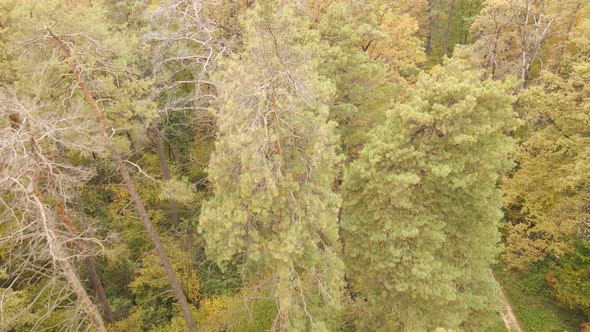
[146,0,227,229]
[512,0,561,90]
[0,88,107,331]
[148,0,226,116]
[471,0,580,86]
[57,202,114,323]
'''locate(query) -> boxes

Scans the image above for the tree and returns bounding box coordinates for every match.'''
[2,0,198,329]
[502,9,590,269]
[343,58,517,330]
[502,74,590,269]
[199,2,343,330]
[316,0,397,159]
[469,0,518,79]
[470,0,581,86]
[310,0,428,159]
[426,0,481,61]
[49,34,198,331]
[366,0,427,82]
[0,88,107,331]
[147,0,225,230]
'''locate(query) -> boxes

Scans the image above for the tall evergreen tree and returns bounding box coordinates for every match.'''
[343,58,517,330]
[317,0,393,159]
[199,1,343,330]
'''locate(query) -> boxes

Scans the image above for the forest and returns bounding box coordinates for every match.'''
[0,0,589,331]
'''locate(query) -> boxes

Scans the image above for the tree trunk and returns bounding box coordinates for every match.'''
[443,0,457,56]
[111,153,197,331]
[425,0,434,55]
[49,30,197,332]
[83,258,114,323]
[151,125,180,227]
[57,202,114,323]
[25,110,114,325]
[56,254,107,332]
[520,52,529,91]
[490,27,502,79]
[335,178,354,299]
[518,0,533,92]
[31,181,107,332]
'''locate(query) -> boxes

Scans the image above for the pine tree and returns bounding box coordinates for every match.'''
[317,0,393,159]
[199,2,343,330]
[343,58,517,330]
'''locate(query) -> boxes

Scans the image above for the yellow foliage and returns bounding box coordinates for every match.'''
[106,180,166,225]
[194,296,230,331]
[148,0,159,11]
[106,184,131,219]
[179,259,202,303]
[108,308,143,332]
[130,243,201,305]
[368,7,426,81]
[501,65,590,269]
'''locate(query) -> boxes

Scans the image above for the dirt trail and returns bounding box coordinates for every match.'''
[499,288,523,332]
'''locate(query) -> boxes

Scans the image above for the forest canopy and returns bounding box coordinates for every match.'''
[0,0,589,331]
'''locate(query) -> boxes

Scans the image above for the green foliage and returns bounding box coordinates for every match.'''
[496,267,585,332]
[160,178,197,205]
[343,58,517,330]
[3,0,590,330]
[0,288,37,329]
[428,0,482,60]
[317,0,398,159]
[129,243,201,327]
[194,294,276,332]
[486,316,509,332]
[199,1,343,329]
[548,242,590,317]
[196,261,241,298]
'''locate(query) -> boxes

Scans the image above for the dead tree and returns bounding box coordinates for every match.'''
[147,0,226,230]
[511,0,580,91]
[0,88,107,331]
